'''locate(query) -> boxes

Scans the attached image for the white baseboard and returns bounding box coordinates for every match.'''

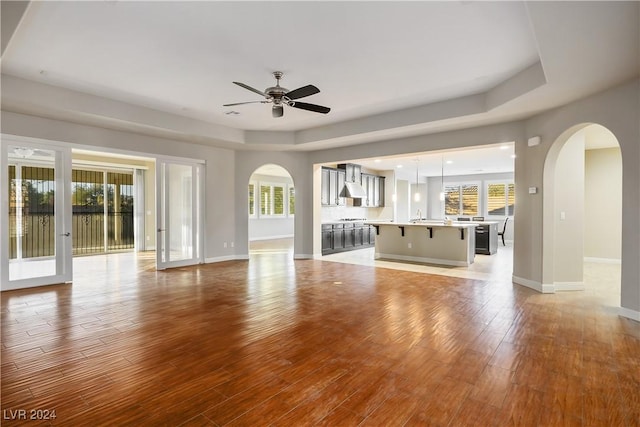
[249,234,294,242]
[294,253,313,259]
[554,281,585,291]
[584,257,621,264]
[204,255,249,263]
[618,307,640,322]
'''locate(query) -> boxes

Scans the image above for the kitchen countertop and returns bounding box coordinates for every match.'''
[366,221,483,228]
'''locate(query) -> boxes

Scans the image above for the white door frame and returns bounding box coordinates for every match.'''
[155,156,205,270]
[1,136,73,290]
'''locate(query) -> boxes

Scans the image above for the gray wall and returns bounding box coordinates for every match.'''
[585,147,622,260]
[553,130,585,284]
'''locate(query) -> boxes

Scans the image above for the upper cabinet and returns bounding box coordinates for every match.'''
[356,173,385,207]
[321,167,331,205]
[337,163,361,184]
[322,165,385,207]
[321,166,347,206]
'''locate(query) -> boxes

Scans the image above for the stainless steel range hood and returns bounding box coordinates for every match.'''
[339,181,367,199]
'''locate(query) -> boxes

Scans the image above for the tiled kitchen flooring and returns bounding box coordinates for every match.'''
[1,243,637,426]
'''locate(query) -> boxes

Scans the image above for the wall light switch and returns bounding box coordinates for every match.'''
[528,187,538,194]
[560,212,566,220]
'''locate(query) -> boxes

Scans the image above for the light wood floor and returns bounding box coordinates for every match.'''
[1,245,638,426]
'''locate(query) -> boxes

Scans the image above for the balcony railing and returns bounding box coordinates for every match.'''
[9,211,134,259]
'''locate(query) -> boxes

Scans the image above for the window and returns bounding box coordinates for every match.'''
[248,182,255,217]
[273,186,284,215]
[259,182,286,217]
[288,186,295,216]
[487,182,515,216]
[250,180,293,218]
[445,183,479,216]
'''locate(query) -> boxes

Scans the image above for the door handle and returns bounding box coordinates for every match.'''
[60,232,70,237]
[157,229,165,232]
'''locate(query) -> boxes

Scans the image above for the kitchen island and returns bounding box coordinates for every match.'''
[366,221,477,266]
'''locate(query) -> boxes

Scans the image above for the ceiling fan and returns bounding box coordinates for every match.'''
[223,71,330,118]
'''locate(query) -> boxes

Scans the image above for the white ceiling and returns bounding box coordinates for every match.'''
[1,1,638,151]
[354,143,516,180]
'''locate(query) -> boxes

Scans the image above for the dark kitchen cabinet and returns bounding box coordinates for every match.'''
[354,225,365,246]
[321,224,333,253]
[321,223,375,255]
[332,225,344,250]
[364,225,375,245]
[343,225,355,249]
[475,223,498,255]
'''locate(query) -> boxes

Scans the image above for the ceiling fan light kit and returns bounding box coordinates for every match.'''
[224,71,330,118]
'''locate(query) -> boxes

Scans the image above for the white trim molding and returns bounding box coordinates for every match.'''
[294,253,313,259]
[618,307,640,322]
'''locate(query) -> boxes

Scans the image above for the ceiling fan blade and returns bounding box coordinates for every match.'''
[289,101,330,114]
[233,81,266,97]
[223,101,265,106]
[285,84,320,100]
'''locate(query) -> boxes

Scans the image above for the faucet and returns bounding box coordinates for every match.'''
[416,209,422,221]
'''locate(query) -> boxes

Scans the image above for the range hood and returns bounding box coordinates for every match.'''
[339,181,367,199]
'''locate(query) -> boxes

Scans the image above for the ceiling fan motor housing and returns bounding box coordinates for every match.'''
[272,105,284,117]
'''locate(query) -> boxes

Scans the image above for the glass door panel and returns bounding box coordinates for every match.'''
[107,171,134,251]
[156,159,203,269]
[1,141,72,289]
[72,169,105,255]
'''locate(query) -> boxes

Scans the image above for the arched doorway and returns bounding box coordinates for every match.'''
[247,164,295,257]
[543,124,622,299]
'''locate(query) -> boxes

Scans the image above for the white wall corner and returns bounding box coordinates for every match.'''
[553,282,585,291]
[618,307,640,322]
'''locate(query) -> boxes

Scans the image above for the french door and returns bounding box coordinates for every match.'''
[1,139,73,290]
[156,158,204,269]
